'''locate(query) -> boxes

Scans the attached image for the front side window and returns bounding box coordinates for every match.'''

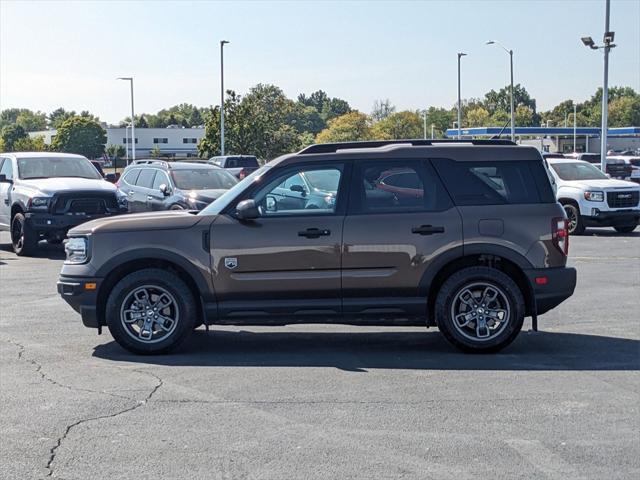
[351,160,450,213]
[251,165,343,216]
[152,171,170,190]
[0,158,13,180]
[18,157,101,180]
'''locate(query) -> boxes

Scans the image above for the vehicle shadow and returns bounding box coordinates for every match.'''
[93,330,640,372]
[0,241,65,260]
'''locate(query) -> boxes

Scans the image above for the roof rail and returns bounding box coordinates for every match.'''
[175,159,209,164]
[132,159,170,167]
[298,139,516,155]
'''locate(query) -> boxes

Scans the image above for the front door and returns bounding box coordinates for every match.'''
[341,159,463,316]
[210,162,349,318]
[147,170,170,211]
[0,158,13,229]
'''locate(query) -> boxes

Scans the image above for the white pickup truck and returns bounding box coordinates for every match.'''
[547,158,640,234]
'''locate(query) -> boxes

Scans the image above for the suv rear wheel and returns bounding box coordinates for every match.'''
[11,212,38,256]
[106,268,196,354]
[614,225,637,233]
[435,267,525,353]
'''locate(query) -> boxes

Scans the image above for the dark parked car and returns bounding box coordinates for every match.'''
[0,152,126,255]
[58,139,576,355]
[116,160,237,212]
[208,155,260,179]
[565,153,632,179]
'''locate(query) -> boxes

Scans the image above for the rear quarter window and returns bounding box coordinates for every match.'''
[432,158,555,205]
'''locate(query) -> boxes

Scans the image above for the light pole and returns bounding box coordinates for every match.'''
[457,52,467,139]
[423,111,427,139]
[117,77,135,163]
[581,0,616,172]
[220,40,230,156]
[486,40,515,142]
[431,124,435,140]
[573,103,577,152]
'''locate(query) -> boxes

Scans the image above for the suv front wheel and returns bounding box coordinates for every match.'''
[435,267,525,353]
[106,268,196,354]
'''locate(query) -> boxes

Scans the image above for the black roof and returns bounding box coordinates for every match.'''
[299,139,517,155]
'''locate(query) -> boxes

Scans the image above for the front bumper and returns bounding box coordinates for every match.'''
[26,211,121,233]
[57,276,101,328]
[582,209,640,227]
[525,267,577,316]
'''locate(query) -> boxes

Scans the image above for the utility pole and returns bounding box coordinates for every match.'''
[457,52,467,139]
[220,40,230,156]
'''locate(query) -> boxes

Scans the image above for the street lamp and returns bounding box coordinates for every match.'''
[457,52,467,140]
[117,77,135,163]
[581,0,616,172]
[220,40,230,156]
[423,111,427,139]
[431,124,435,140]
[486,40,515,142]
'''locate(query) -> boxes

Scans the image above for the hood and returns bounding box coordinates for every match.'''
[185,189,228,204]
[562,178,640,190]
[69,210,206,235]
[19,177,116,196]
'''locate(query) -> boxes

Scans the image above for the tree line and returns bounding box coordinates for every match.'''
[1,85,637,159]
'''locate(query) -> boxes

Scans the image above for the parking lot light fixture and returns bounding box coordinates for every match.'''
[220,40,230,156]
[117,77,135,164]
[457,52,467,140]
[486,40,515,142]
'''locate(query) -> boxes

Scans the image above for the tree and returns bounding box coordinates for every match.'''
[371,111,422,140]
[137,115,149,128]
[316,112,372,143]
[607,96,640,127]
[1,124,28,151]
[515,105,536,127]
[287,104,325,135]
[0,108,47,132]
[150,145,162,158]
[371,99,396,122]
[13,135,48,152]
[51,117,107,159]
[106,144,126,159]
[423,107,455,138]
[466,107,490,127]
[49,108,76,129]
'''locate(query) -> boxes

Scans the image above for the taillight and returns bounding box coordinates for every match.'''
[552,217,569,255]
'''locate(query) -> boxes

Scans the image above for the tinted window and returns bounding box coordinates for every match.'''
[171,169,238,190]
[551,162,608,181]
[122,169,141,186]
[433,159,551,205]
[352,161,451,213]
[0,158,13,180]
[152,170,170,190]
[135,169,156,189]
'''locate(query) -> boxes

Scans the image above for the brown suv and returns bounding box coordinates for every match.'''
[57,140,576,354]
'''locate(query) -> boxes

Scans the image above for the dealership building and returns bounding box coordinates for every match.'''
[444,126,640,153]
[30,126,206,158]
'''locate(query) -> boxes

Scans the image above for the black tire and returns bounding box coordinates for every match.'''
[562,202,585,235]
[435,266,525,353]
[614,225,637,233]
[105,268,196,354]
[47,238,63,245]
[11,212,38,256]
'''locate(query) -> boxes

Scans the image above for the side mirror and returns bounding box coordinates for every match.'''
[290,184,306,196]
[236,199,260,220]
[105,173,117,183]
[159,184,171,196]
[0,174,11,184]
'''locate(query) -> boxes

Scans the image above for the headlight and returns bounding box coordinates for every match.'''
[584,191,604,202]
[65,237,89,264]
[29,197,52,210]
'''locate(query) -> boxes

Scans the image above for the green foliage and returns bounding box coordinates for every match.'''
[150,145,162,158]
[1,124,28,151]
[608,96,640,127]
[316,111,372,143]
[106,144,126,159]
[51,117,107,159]
[298,90,351,122]
[0,108,47,132]
[466,107,490,127]
[424,107,455,138]
[371,111,422,140]
[49,108,77,129]
[12,135,48,152]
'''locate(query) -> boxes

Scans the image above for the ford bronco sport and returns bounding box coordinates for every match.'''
[57,140,577,354]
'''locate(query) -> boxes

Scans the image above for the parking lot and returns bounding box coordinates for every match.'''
[0,229,638,480]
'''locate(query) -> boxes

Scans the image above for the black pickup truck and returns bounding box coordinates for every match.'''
[208,155,260,179]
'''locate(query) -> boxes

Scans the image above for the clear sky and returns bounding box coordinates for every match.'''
[1,0,639,124]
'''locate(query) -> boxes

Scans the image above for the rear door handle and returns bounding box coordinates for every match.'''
[127,191,134,196]
[3,198,8,205]
[412,225,445,235]
[298,228,331,238]
[147,195,154,200]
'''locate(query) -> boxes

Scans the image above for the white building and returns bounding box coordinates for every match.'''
[30,127,206,158]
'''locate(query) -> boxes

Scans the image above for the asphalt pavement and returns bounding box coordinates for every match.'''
[0,229,638,480]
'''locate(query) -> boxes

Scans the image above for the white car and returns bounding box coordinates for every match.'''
[546,158,640,234]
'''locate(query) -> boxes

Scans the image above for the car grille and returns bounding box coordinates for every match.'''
[607,190,639,208]
[52,193,118,214]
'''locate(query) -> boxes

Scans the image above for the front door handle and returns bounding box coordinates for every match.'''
[147,195,154,201]
[298,228,331,238]
[127,191,134,196]
[3,198,8,206]
[412,225,445,235]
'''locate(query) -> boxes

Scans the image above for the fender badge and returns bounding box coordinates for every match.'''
[224,257,238,270]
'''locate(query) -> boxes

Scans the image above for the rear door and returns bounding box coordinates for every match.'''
[341,159,462,316]
[209,162,349,318]
[131,168,156,212]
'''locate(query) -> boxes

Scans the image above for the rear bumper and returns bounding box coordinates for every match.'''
[525,267,577,315]
[583,209,640,227]
[57,276,101,328]
[26,212,121,233]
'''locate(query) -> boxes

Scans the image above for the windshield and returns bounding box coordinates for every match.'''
[305,169,341,192]
[171,169,238,190]
[18,156,102,180]
[199,165,271,216]
[551,162,608,181]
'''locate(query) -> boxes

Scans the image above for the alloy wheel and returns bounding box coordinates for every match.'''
[450,282,511,342]
[120,285,179,344]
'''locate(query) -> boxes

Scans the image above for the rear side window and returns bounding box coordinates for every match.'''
[433,159,555,205]
[135,168,156,189]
